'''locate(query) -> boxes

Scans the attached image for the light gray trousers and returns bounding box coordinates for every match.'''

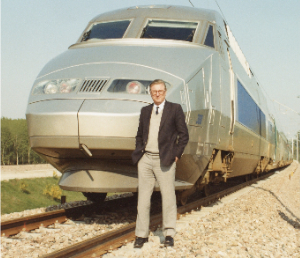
[135,153,177,238]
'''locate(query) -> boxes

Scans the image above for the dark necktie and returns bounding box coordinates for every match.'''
[156,106,159,115]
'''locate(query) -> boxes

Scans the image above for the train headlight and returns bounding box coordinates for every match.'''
[59,81,71,93]
[32,79,82,95]
[107,79,170,94]
[126,81,142,94]
[44,82,58,94]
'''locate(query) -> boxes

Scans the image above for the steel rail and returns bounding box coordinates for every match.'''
[42,171,276,258]
[1,205,92,237]
[1,194,138,237]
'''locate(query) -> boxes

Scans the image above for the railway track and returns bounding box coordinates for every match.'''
[37,171,276,258]
[1,203,93,237]
[1,193,138,237]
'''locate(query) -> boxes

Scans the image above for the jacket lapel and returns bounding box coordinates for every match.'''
[159,101,170,131]
[145,104,153,132]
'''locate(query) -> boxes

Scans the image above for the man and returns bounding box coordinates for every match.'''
[132,79,189,248]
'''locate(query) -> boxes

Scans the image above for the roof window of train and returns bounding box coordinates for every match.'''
[81,20,131,41]
[141,20,198,42]
[204,25,215,48]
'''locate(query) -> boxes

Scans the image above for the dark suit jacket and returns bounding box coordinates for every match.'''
[132,101,189,166]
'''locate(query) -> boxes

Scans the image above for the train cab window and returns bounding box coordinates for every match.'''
[141,20,198,42]
[204,25,215,48]
[81,20,131,41]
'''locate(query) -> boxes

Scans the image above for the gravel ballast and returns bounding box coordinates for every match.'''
[1,162,299,257]
[104,162,300,258]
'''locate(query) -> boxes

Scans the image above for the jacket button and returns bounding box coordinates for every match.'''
[142,150,144,153]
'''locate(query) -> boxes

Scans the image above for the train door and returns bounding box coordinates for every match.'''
[217,29,232,149]
[185,63,219,156]
[226,45,235,150]
[186,69,205,126]
[222,23,236,150]
[208,55,221,146]
[179,80,190,123]
[195,55,221,151]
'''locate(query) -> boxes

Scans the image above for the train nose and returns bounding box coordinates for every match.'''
[26,99,83,151]
[77,99,147,152]
[26,98,147,160]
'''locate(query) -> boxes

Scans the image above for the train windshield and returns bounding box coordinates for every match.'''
[81,20,131,41]
[141,20,198,42]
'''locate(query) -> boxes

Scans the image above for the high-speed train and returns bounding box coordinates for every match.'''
[26,5,292,204]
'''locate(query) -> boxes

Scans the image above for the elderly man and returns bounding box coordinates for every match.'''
[132,79,189,248]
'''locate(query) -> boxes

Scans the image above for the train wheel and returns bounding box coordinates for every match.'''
[132,192,138,199]
[203,184,211,197]
[83,192,107,203]
[245,174,251,182]
[175,191,187,206]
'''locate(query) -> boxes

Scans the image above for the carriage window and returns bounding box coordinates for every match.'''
[81,20,131,41]
[141,20,198,42]
[204,25,215,48]
[237,80,266,138]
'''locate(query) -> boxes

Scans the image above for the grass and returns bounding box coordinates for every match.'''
[1,176,85,215]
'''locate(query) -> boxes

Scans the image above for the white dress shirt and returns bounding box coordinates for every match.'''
[153,100,165,114]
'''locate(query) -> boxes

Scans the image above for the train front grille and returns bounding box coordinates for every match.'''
[79,79,108,93]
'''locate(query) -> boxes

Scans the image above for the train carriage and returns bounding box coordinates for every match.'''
[26,5,292,204]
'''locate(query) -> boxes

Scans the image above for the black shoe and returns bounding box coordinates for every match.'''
[134,237,148,248]
[164,236,174,247]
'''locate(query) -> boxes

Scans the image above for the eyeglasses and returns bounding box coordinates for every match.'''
[151,90,165,95]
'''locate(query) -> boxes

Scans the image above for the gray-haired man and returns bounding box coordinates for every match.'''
[132,79,189,248]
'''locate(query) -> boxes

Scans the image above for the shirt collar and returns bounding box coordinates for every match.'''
[154,100,166,111]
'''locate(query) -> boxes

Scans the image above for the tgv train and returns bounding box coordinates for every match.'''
[26,5,292,204]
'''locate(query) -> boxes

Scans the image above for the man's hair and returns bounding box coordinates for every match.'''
[149,79,167,91]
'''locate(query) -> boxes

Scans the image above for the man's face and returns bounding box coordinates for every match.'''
[150,83,166,106]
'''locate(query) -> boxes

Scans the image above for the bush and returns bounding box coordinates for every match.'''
[1,177,84,214]
[43,184,62,201]
[53,171,59,179]
[19,181,30,194]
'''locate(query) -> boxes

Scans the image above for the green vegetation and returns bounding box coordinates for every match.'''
[1,176,85,215]
[1,118,125,215]
[1,117,45,165]
[43,184,63,201]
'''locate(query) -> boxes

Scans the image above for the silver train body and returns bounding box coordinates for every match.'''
[26,5,292,197]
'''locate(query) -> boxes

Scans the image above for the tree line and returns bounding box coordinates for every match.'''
[1,117,46,165]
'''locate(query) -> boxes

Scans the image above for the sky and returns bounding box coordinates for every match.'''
[1,0,300,138]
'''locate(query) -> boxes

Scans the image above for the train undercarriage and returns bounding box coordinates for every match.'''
[175,149,292,205]
[75,148,292,206]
